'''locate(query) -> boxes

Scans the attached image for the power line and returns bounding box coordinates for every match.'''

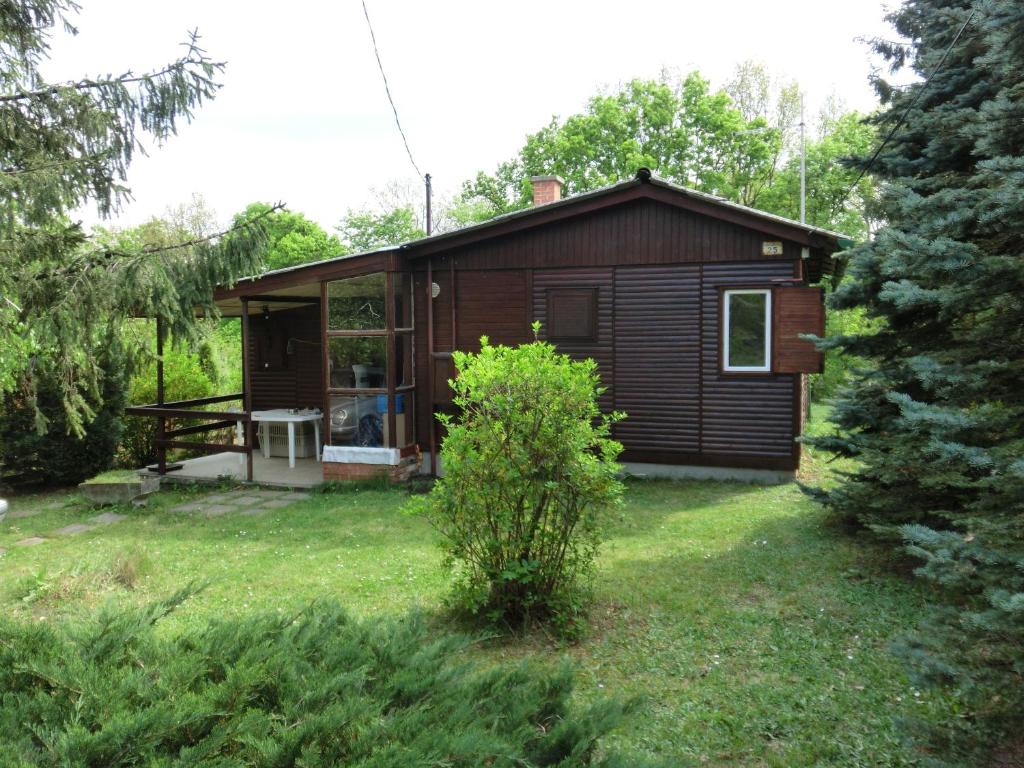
[360,0,422,179]
[842,7,978,203]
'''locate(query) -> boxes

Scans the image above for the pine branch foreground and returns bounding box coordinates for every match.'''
[0,592,654,767]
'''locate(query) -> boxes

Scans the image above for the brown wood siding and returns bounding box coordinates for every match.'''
[415,199,805,273]
[407,208,810,471]
[701,261,799,463]
[532,268,614,412]
[247,304,323,410]
[613,265,702,452]
[454,270,531,351]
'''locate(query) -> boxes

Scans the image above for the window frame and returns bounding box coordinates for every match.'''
[321,270,416,449]
[546,286,599,343]
[721,287,773,374]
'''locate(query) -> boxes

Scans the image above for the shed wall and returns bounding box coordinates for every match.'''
[412,199,805,471]
[247,304,323,411]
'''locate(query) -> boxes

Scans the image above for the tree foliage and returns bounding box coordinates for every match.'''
[0,2,272,437]
[0,329,126,485]
[454,67,875,239]
[336,205,425,253]
[416,328,624,635]
[803,0,1024,760]
[0,591,653,766]
[231,202,342,270]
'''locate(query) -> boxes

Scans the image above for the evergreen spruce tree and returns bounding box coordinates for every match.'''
[0,1,274,437]
[804,0,1024,759]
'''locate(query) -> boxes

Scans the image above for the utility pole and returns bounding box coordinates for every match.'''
[425,173,432,236]
[799,95,806,225]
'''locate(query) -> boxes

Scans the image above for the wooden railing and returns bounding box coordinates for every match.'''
[125,392,254,480]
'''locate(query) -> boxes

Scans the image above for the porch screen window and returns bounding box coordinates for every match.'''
[325,271,415,449]
[723,289,771,372]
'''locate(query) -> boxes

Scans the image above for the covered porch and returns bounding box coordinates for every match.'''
[139,451,325,489]
[126,248,425,486]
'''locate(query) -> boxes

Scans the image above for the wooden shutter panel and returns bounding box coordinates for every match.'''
[773,286,825,373]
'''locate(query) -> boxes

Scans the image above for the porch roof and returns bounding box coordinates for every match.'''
[211,170,852,313]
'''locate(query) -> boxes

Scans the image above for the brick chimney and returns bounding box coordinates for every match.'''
[530,175,564,206]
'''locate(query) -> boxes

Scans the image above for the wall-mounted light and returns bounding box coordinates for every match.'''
[262,304,271,322]
[431,282,441,299]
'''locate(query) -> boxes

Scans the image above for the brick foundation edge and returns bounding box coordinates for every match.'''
[323,449,422,484]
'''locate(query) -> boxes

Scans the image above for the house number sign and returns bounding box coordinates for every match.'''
[762,241,784,256]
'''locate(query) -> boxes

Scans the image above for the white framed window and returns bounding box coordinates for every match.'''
[723,288,772,373]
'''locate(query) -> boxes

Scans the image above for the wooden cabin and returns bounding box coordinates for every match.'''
[130,170,842,487]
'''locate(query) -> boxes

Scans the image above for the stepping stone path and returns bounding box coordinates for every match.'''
[3,490,305,552]
[90,512,127,526]
[169,488,310,518]
[55,523,93,536]
[8,507,44,520]
[6,506,131,550]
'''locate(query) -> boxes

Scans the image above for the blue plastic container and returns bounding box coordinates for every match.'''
[375,394,405,413]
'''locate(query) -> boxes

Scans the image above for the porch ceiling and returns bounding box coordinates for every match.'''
[212,281,321,317]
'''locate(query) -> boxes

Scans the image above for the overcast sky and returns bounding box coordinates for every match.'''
[44,0,897,232]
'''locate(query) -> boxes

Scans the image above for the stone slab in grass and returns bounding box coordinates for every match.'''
[78,475,159,506]
[55,523,94,536]
[169,501,205,513]
[258,498,295,510]
[89,512,127,525]
[15,536,46,546]
[229,495,264,505]
[8,507,43,519]
[203,504,237,518]
[237,507,269,516]
[281,492,311,501]
[202,492,242,503]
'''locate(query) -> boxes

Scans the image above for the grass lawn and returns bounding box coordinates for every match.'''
[0,443,956,765]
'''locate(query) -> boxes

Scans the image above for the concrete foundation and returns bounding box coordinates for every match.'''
[418,453,793,485]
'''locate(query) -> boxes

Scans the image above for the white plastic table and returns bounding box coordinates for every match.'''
[250,410,322,469]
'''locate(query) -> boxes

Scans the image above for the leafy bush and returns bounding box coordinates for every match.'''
[415,327,624,634]
[0,592,648,767]
[809,304,880,403]
[0,335,127,486]
[116,340,217,469]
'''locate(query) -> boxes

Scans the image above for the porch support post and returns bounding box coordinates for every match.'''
[385,271,397,448]
[241,298,254,482]
[426,259,436,476]
[320,280,330,453]
[156,316,167,475]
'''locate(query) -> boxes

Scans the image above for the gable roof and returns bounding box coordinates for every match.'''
[402,170,849,258]
[215,170,849,303]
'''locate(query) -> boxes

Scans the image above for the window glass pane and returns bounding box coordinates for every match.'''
[329,394,384,447]
[395,332,414,386]
[328,336,386,389]
[328,273,386,330]
[381,391,413,448]
[329,393,413,448]
[393,272,414,329]
[728,292,768,368]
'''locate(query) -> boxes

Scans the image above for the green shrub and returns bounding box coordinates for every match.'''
[116,341,217,469]
[0,335,127,486]
[0,592,649,767]
[415,327,624,635]
[809,304,880,403]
